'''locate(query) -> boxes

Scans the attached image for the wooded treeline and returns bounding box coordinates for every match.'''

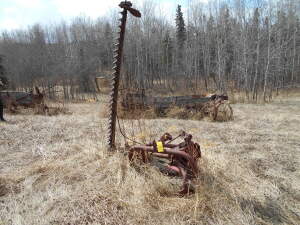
[0,0,299,101]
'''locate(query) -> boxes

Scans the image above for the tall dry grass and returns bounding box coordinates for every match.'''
[0,96,299,225]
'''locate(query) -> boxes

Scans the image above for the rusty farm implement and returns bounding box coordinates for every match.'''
[103,1,206,195]
[0,87,48,113]
[127,131,202,195]
[121,92,233,121]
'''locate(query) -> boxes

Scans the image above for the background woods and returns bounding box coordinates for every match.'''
[0,0,299,102]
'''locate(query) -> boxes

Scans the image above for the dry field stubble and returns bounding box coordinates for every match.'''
[0,96,299,225]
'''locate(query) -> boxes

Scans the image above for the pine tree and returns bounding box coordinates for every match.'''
[0,55,4,76]
[162,30,173,71]
[103,22,113,68]
[0,55,8,90]
[176,5,186,48]
[175,5,186,72]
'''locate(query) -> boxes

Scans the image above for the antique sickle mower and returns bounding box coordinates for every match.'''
[122,92,233,121]
[107,1,201,195]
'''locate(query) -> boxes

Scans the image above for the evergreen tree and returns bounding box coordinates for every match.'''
[175,5,186,72]
[103,22,113,68]
[0,55,8,90]
[0,55,4,76]
[162,30,173,72]
[79,48,90,92]
[207,16,217,75]
[176,5,186,47]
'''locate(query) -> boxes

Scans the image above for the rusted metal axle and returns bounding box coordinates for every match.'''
[128,131,201,195]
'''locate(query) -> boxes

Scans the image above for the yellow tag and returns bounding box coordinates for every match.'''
[157,141,164,152]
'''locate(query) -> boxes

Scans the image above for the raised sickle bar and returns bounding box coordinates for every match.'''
[107,1,141,150]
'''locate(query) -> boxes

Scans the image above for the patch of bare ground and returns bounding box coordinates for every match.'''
[0,96,299,225]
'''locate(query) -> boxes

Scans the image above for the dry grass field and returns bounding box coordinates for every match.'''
[0,96,299,225]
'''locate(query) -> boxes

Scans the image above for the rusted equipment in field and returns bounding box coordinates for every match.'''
[122,92,233,121]
[200,94,233,121]
[0,87,48,113]
[128,131,201,195]
[103,2,199,195]
[107,1,141,149]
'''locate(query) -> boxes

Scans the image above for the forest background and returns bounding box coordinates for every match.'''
[0,0,299,102]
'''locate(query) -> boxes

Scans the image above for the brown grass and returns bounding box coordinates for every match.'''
[0,96,299,225]
[45,101,72,116]
[119,106,157,120]
[165,106,193,120]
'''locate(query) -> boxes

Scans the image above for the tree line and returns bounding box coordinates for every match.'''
[0,0,299,102]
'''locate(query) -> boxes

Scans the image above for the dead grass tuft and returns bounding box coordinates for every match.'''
[0,178,9,197]
[165,106,192,119]
[4,101,71,116]
[119,106,157,119]
[0,177,22,197]
[44,101,72,116]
